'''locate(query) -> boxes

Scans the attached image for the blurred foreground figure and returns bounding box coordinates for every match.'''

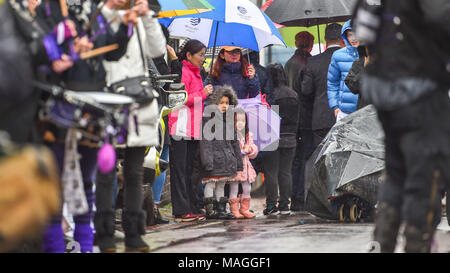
[354,0,450,252]
[0,134,61,252]
[0,1,61,252]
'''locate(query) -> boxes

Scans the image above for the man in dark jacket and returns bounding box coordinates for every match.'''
[301,23,343,149]
[285,31,315,212]
[355,0,450,253]
[285,31,314,90]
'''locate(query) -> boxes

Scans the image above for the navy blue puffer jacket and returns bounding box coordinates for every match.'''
[209,62,260,99]
[327,20,359,114]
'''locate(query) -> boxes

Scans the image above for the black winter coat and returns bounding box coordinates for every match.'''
[345,58,369,110]
[198,88,243,178]
[273,85,299,148]
[285,49,313,130]
[300,47,340,130]
[285,49,311,90]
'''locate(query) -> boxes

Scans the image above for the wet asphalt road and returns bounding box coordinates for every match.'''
[112,198,450,253]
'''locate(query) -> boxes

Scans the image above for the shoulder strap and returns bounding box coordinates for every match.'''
[134,22,149,77]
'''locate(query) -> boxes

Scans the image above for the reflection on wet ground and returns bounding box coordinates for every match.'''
[111,198,450,253]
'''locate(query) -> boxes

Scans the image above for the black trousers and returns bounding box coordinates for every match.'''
[263,147,296,208]
[169,138,201,216]
[377,89,450,231]
[291,129,314,203]
[96,147,146,213]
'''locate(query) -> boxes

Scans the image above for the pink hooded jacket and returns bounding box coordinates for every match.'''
[233,132,258,183]
[169,60,207,139]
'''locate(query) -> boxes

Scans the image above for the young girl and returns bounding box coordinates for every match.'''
[229,108,259,219]
[199,86,243,219]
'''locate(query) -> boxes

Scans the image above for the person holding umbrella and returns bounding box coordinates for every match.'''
[208,46,260,100]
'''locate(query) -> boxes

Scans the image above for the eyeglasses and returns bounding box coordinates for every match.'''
[225,49,241,55]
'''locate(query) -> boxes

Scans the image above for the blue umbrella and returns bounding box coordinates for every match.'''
[159,0,285,67]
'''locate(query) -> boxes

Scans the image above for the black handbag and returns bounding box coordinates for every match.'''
[109,24,155,104]
[110,75,154,104]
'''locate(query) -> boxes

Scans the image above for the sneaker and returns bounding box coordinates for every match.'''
[175,213,198,222]
[278,203,291,215]
[263,205,279,215]
[279,207,291,215]
[193,213,206,221]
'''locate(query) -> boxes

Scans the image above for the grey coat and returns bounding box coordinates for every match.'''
[198,87,243,178]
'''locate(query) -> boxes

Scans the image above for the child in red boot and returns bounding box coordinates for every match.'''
[229,108,259,219]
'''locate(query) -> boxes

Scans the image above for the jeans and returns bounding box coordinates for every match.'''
[152,145,169,205]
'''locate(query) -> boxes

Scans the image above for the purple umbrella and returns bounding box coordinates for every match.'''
[237,95,281,152]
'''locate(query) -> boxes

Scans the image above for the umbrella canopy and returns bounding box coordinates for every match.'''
[156,0,215,18]
[159,0,285,52]
[264,0,358,27]
[237,95,281,152]
[304,105,385,220]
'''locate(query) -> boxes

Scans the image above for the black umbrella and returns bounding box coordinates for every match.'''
[304,105,385,221]
[264,0,359,53]
[264,0,358,27]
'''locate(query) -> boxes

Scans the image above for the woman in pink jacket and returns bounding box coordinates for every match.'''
[168,39,214,222]
[229,108,259,219]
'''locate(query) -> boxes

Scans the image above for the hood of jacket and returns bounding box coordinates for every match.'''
[206,85,239,106]
[341,19,358,57]
[341,19,352,47]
